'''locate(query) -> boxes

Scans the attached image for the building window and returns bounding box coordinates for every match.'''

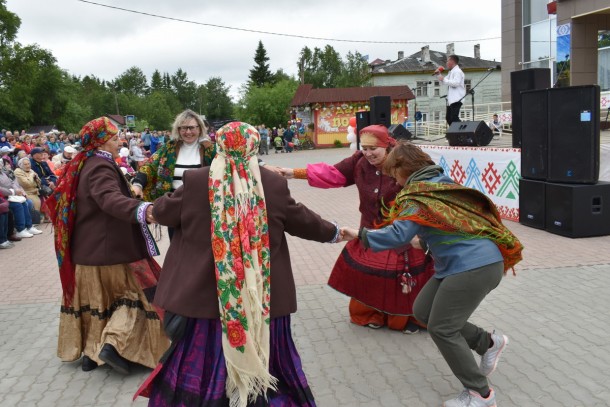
[434,88,440,96]
[465,79,472,93]
[416,81,428,97]
[433,111,441,122]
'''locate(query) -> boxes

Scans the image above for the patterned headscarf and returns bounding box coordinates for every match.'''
[44,117,118,306]
[359,124,397,148]
[209,122,276,407]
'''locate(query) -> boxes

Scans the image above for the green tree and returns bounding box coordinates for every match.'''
[236,78,298,126]
[0,0,20,48]
[203,77,233,120]
[248,40,274,88]
[297,45,368,88]
[114,66,149,97]
[337,51,371,88]
[171,68,198,110]
[150,69,164,91]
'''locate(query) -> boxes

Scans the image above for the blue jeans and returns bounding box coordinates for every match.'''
[0,213,8,243]
[9,199,33,232]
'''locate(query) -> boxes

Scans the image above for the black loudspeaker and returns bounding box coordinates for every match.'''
[511,68,551,148]
[545,181,610,238]
[355,110,370,136]
[388,124,412,140]
[519,178,546,229]
[369,96,391,127]
[521,89,548,180]
[445,121,493,146]
[547,85,600,184]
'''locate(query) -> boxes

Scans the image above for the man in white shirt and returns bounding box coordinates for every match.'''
[488,114,502,138]
[437,55,466,125]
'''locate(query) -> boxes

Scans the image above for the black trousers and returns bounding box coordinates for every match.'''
[446,102,462,125]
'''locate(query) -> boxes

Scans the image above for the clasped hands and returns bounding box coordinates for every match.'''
[338,226,358,242]
[145,205,157,224]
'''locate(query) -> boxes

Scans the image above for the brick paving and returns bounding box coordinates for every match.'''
[1,148,610,406]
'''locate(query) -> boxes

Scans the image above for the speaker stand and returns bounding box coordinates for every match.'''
[410,85,428,141]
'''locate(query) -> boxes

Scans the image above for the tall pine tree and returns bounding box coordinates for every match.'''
[248,40,274,88]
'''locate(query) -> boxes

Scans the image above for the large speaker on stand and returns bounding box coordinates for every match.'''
[547,85,600,184]
[445,121,493,146]
[521,89,549,180]
[369,96,391,127]
[510,68,551,148]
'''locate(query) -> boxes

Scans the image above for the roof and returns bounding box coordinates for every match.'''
[372,49,500,75]
[291,85,414,106]
[106,114,126,126]
[26,125,58,135]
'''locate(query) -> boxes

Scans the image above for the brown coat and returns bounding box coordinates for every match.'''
[71,156,149,265]
[153,166,337,319]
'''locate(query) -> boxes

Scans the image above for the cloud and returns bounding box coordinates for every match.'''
[6,0,501,100]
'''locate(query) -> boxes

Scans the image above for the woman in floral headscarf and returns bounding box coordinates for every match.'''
[44,117,168,374]
[136,122,343,406]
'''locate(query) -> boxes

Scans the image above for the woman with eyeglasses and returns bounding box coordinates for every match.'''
[132,109,216,205]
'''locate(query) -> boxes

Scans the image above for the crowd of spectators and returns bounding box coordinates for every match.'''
[0,126,181,250]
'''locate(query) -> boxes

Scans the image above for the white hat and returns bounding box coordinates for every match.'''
[119,147,129,158]
[63,146,77,154]
[0,146,12,153]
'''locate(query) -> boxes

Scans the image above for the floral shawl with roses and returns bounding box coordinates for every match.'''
[139,139,216,201]
[209,122,276,407]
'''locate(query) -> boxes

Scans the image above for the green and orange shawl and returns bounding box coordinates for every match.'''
[382,166,523,274]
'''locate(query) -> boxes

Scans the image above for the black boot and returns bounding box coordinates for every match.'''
[81,355,98,372]
[98,344,130,375]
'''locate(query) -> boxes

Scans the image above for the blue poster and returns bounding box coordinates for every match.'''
[556,23,571,86]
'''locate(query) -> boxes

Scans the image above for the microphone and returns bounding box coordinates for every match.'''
[432,66,444,76]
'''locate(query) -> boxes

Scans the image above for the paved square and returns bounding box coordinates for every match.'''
[1,148,609,406]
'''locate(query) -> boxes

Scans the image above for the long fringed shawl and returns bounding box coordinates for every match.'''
[382,179,523,274]
[43,117,119,306]
[209,122,276,407]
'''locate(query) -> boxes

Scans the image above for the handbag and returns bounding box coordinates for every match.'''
[39,185,53,197]
[0,197,8,214]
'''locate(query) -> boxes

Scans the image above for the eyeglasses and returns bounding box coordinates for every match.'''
[179,125,199,132]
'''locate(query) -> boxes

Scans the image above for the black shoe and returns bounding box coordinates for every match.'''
[98,344,130,375]
[81,355,98,372]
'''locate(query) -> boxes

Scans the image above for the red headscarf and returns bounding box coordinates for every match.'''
[44,117,118,305]
[359,124,397,148]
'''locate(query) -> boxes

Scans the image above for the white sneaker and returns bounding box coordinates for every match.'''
[0,241,13,249]
[27,227,43,235]
[15,230,34,238]
[480,332,509,377]
[444,388,496,407]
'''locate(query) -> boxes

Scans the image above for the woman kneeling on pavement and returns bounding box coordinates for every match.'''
[45,117,169,374]
[135,122,344,406]
[342,141,523,407]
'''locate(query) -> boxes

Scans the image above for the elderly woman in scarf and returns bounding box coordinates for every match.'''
[281,125,435,334]
[136,122,343,407]
[14,157,42,213]
[44,117,169,374]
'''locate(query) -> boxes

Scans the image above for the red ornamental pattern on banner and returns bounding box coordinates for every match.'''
[419,146,522,222]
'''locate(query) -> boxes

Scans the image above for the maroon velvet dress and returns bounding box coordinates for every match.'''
[304,151,435,329]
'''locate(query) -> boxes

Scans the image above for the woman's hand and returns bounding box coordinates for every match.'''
[146,205,156,224]
[132,184,143,199]
[340,227,359,241]
[280,168,294,179]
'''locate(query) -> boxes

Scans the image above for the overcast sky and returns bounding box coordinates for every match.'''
[6,0,501,99]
